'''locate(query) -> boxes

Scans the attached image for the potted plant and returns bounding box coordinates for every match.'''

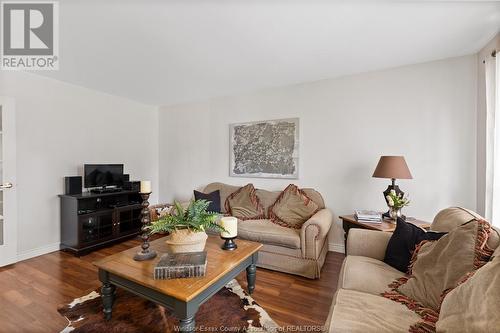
[147,199,226,253]
[386,189,410,222]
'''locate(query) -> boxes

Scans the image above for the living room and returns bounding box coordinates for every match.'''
[0,1,499,332]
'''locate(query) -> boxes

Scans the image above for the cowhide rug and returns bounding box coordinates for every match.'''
[58,279,279,333]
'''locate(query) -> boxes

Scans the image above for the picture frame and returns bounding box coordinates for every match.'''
[229,118,299,179]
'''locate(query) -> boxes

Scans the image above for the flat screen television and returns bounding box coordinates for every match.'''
[84,164,124,188]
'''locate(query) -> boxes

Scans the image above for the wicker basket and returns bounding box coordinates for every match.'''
[165,229,208,253]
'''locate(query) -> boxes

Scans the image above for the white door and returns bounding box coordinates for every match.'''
[0,97,17,267]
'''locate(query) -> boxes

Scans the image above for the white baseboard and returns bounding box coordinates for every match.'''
[16,242,60,262]
[328,242,345,254]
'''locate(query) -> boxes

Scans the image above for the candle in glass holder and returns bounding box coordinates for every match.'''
[220,216,238,238]
[140,180,152,193]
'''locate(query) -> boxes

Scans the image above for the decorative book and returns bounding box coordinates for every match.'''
[154,251,207,280]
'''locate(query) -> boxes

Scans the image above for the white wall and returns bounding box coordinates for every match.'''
[0,54,478,257]
[158,55,478,250]
[0,71,159,257]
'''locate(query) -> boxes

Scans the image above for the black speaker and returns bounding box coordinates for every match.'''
[123,174,130,182]
[65,176,82,195]
[123,181,140,191]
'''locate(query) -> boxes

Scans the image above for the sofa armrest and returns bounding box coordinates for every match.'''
[301,209,333,259]
[346,229,391,260]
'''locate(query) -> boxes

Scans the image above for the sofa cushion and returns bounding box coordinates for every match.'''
[396,219,494,311]
[493,244,500,259]
[225,184,265,220]
[268,184,319,229]
[204,182,326,212]
[324,290,338,329]
[339,256,406,296]
[238,219,301,249]
[432,207,500,249]
[255,189,280,218]
[256,188,326,218]
[437,256,500,332]
[492,226,500,249]
[302,188,325,209]
[384,217,446,273]
[204,182,241,214]
[194,190,221,213]
[329,289,421,333]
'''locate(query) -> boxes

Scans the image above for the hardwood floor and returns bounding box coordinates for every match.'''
[0,237,344,333]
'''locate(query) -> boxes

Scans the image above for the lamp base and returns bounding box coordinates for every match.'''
[382,182,406,222]
[133,249,157,261]
[221,237,237,251]
[383,184,404,204]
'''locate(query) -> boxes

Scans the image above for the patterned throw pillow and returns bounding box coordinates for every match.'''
[157,206,172,218]
[437,257,500,333]
[268,184,319,229]
[224,184,265,220]
[383,219,494,333]
[150,205,172,222]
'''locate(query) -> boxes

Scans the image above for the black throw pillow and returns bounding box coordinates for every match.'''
[193,190,221,213]
[384,217,447,273]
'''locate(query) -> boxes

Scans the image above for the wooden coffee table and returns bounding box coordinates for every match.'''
[93,236,262,332]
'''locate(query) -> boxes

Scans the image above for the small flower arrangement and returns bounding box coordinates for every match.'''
[386,189,410,209]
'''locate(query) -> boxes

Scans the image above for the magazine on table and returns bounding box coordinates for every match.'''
[354,210,382,223]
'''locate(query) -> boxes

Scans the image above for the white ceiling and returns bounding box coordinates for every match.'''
[38,0,500,106]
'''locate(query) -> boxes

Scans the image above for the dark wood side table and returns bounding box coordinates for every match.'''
[340,215,431,254]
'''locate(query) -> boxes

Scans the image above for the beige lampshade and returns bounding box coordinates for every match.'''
[372,156,413,179]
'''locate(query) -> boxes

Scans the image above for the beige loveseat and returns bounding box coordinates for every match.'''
[325,207,500,332]
[202,182,333,279]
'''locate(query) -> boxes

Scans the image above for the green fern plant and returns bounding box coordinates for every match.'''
[147,199,226,235]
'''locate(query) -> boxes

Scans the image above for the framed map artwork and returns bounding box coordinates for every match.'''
[229,118,299,179]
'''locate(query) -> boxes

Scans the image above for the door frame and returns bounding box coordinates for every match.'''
[0,96,17,267]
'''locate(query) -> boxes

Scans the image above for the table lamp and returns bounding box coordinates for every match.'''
[372,156,412,211]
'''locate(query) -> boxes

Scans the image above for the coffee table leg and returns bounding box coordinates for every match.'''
[246,264,256,294]
[101,282,116,321]
[179,316,195,332]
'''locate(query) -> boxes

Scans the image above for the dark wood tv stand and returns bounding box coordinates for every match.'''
[59,190,143,256]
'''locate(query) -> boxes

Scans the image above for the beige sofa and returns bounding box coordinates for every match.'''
[202,182,333,279]
[325,207,500,332]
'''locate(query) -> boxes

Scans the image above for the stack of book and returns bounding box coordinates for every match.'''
[154,251,207,280]
[354,210,382,223]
